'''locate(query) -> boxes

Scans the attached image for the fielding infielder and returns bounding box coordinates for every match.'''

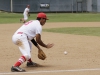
[20,5,30,23]
[11,12,54,72]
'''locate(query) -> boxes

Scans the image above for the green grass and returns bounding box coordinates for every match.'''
[43,27,100,36]
[1,12,100,23]
[47,13,100,22]
[1,12,100,36]
[0,12,36,24]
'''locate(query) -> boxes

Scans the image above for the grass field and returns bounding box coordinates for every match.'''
[1,12,100,23]
[43,27,100,36]
[1,12,100,36]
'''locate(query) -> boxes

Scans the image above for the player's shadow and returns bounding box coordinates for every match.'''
[23,63,53,70]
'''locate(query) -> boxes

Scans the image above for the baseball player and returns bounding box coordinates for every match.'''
[11,12,54,72]
[20,5,30,23]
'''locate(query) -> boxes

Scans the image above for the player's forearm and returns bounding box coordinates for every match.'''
[31,39,41,50]
[36,45,41,50]
[31,39,38,46]
[36,39,47,48]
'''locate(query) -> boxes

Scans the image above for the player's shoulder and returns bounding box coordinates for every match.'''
[32,20,39,22]
[24,20,39,25]
[25,8,29,10]
[25,7,27,9]
[32,20,41,27]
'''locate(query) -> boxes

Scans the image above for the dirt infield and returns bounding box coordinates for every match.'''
[0,22,100,75]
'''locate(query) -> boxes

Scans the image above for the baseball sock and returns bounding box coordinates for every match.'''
[14,56,26,67]
[27,58,32,63]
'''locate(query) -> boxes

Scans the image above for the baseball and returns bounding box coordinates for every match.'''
[64,51,67,55]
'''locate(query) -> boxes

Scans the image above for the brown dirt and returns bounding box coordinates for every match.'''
[0,22,100,75]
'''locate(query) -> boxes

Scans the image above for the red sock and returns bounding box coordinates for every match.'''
[28,58,32,62]
[14,61,21,67]
[14,56,26,67]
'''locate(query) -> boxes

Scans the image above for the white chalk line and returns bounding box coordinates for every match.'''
[0,68,100,75]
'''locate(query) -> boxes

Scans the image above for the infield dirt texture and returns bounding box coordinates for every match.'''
[0,22,100,75]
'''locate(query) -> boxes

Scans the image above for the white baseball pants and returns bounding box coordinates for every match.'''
[12,33,32,60]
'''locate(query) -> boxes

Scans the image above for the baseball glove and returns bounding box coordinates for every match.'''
[38,50,46,60]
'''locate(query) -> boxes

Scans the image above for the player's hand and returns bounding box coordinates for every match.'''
[46,43,54,48]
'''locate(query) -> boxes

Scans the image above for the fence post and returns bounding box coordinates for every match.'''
[11,0,13,12]
[72,0,73,13]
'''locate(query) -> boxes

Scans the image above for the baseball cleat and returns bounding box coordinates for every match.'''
[11,66,26,72]
[27,62,39,67]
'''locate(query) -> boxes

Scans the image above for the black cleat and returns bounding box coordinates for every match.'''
[11,66,26,72]
[27,62,39,67]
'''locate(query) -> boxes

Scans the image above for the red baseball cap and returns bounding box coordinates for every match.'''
[37,12,49,20]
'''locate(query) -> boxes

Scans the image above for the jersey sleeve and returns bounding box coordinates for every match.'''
[35,26,42,35]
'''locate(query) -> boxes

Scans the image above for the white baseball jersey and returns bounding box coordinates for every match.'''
[14,20,42,40]
[23,7,30,15]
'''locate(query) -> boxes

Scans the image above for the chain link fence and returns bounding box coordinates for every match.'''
[0,0,99,13]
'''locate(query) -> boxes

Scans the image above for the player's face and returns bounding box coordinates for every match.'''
[40,18,46,25]
[27,5,30,8]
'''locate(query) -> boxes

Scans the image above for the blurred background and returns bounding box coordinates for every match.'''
[0,0,99,13]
